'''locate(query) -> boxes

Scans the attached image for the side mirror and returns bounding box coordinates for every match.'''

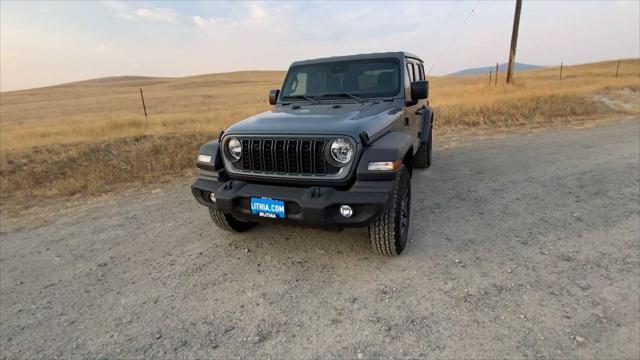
[269,89,280,105]
[411,80,428,101]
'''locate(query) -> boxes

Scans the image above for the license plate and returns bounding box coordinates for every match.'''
[250,197,286,219]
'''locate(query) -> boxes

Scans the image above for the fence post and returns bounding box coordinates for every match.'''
[495,62,499,86]
[489,70,492,85]
[615,59,621,78]
[559,61,563,80]
[139,88,148,120]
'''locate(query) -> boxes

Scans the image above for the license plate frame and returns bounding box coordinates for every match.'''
[250,197,286,219]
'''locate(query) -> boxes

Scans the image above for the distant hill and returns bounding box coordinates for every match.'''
[448,62,543,77]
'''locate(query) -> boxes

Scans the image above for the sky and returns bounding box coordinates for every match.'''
[1,0,639,91]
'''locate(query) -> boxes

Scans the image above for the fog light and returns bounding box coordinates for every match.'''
[339,205,353,218]
[209,192,216,202]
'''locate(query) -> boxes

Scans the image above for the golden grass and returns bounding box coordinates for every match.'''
[0,71,284,151]
[1,59,639,214]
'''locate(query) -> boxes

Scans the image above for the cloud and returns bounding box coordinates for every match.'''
[192,16,209,29]
[102,0,127,13]
[102,0,136,20]
[102,1,178,23]
[135,8,177,24]
[192,16,238,30]
[246,2,268,23]
[191,2,281,34]
[96,43,114,52]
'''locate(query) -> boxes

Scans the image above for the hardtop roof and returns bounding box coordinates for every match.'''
[290,51,423,67]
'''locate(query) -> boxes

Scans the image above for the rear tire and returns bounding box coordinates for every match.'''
[209,208,255,232]
[368,166,411,256]
[414,127,432,169]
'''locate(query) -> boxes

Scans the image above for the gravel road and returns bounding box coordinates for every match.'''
[1,120,639,359]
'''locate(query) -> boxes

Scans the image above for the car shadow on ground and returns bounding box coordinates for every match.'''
[210,158,452,261]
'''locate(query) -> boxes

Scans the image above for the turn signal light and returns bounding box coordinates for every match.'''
[367,160,402,171]
[197,154,212,163]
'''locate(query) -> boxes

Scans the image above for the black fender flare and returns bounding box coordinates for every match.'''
[196,140,224,171]
[419,106,434,144]
[356,131,414,181]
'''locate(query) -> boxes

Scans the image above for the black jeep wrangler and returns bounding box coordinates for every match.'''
[192,52,433,256]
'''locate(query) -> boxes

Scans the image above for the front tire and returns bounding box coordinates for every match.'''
[209,208,255,232]
[414,126,432,169]
[368,165,411,256]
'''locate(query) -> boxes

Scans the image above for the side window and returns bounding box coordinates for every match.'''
[406,63,414,83]
[404,64,412,100]
[417,63,425,80]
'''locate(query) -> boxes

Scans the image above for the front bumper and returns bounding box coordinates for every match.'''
[191,177,395,227]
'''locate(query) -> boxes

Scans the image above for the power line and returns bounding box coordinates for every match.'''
[422,3,457,61]
[427,1,481,75]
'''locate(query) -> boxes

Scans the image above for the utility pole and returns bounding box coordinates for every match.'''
[506,0,523,84]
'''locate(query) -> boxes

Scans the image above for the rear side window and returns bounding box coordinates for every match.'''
[417,63,425,80]
[407,60,425,81]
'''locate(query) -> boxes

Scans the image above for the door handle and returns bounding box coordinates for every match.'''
[415,106,426,115]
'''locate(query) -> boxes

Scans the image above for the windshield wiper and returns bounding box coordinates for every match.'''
[286,95,319,104]
[319,93,368,103]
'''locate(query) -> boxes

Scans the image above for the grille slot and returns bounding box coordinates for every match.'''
[313,140,326,174]
[300,139,312,174]
[241,139,251,169]
[263,139,274,172]
[275,139,286,173]
[251,139,262,171]
[287,139,299,174]
[235,137,334,177]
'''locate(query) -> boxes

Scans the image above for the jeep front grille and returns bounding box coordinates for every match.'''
[235,137,336,176]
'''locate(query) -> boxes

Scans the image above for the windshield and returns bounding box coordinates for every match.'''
[281,58,401,101]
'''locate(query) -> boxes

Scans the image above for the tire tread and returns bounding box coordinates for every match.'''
[414,128,432,169]
[368,166,410,256]
[208,208,255,233]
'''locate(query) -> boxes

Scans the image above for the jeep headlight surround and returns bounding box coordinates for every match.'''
[227,137,242,161]
[329,138,354,165]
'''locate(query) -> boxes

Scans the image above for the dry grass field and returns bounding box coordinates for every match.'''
[1,59,639,214]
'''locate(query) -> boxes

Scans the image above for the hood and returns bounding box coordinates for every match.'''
[224,101,402,141]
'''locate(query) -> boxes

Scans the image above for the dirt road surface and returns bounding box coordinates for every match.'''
[1,120,639,359]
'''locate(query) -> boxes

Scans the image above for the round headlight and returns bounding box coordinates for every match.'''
[227,138,242,161]
[330,138,353,164]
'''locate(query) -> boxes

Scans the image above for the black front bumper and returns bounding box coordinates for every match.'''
[191,177,395,227]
